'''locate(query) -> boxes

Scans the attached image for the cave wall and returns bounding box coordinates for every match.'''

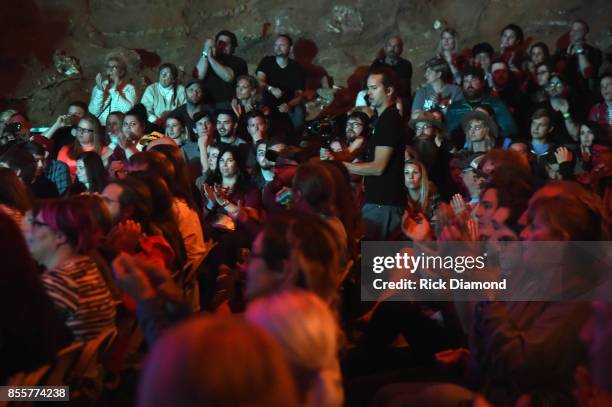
[0,0,610,124]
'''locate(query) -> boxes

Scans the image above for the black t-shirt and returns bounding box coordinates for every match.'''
[363,107,407,207]
[202,55,248,107]
[171,103,213,138]
[256,56,305,106]
[370,57,413,97]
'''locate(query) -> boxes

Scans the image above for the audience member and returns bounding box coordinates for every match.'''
[89,54,137,123]
[23,198,116,341]
[256,34,306,130]
[196,30,248,109]
[412,57,463,117]
[141,62,187,125]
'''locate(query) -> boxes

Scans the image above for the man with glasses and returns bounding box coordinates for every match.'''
[320,111,369,163]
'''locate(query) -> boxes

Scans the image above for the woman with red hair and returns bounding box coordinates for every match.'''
[23,198,116,341]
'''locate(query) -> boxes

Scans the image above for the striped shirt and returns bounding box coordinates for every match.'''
[42,255,116,342]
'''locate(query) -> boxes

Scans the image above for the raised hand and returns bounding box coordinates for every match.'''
[95,73,105,91]
[401,211,434,241]
[108,220,143,254]
[451,193,467,215]
[555,146,573,164]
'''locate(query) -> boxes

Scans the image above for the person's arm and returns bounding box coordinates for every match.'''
[279,89,303,112]
[256,66,283,99]
[474,301,589,382]
[207,53,235,82]
[42,115,71,139]
[141,84,158,123]
[550,97,579,141]
[175,85,187,107]
[286,89,303,109]
[88,82,105,117]
[115,83,137,112]
[411,88,425,114]
[574,44,593,79]
[115,131,139,159]
[101,146,116,168]
[256,69,268,88]
[195,40,213,80]
[343,146,393,176]
[328,137,365,162]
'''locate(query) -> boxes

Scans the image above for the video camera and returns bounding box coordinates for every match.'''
[302,116,341,149]
[3,122,22,135]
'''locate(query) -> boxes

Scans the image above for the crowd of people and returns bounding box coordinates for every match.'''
[1,19,612,406]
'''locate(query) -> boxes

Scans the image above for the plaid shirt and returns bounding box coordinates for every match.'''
[45,159,71,195]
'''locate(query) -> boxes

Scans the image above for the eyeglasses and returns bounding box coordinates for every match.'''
[107,65,120,70]
[415,123,433,131]
[77,127,94,134]
[346,121,363,129]
[468,125,484,132]
[25,217,51,229]
[547,82,563,89]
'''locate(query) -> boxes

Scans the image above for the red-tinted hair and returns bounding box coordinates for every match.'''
[32,198,99,253]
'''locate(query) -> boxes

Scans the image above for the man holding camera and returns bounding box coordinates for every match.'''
[40,101,87,157]
[320,111,369,163]
[342,67,406,240]
[195,30,248,109]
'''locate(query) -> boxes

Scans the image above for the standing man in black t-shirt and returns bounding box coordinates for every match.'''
[371,36,413,109]
[195,30,248,109]
[256,34,306,131]
[343,67,407,240]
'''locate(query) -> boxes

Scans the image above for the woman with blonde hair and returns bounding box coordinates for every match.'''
[436,28,464,84]
[246,290,344,407]
[461,110,498,154]
[404,159,439,222]
[88,53,137,123]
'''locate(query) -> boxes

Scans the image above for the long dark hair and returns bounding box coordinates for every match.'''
[210,144,250,190]
[150,144,197,210]
[578,121,607,147]
[129,171,187,272]
[159,62,179,108]
[77,151,108,193]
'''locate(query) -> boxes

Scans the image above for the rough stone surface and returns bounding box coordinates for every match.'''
[0,0,610,124]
